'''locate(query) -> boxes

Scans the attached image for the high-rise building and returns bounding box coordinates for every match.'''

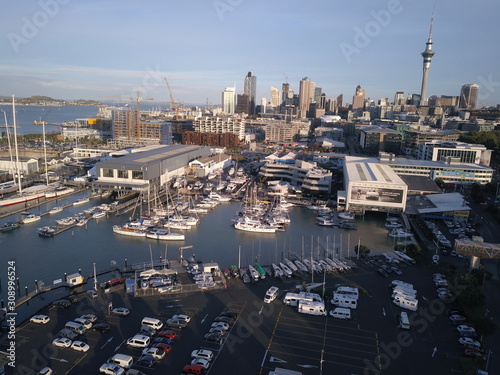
[236,94,249,114]
[270,87,280,107]
[352,85,365,112]
[314,87,322,107]
[394,92,405,106]
[222,87,236,114]
[244,72,257,115]
[420,12,436,106]
[298,77,315,118]
[336,94,343,109]
[459,84,479,109]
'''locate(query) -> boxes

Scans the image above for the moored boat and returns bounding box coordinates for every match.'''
[234,221,277,233]
[48,206,63,214]
[22,214,41,224]
[0,222,21,232]
[338,211,355,220]
[112,225,146,237]
[37,226,56,237]
[73,197,90,206]
[388,229,413,238]
[146,228,185,241]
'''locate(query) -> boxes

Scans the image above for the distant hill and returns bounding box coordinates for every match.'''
[0,95,101,106]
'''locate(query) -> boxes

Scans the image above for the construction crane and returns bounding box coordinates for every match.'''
[163,77,181,119]
[100,91,153,140]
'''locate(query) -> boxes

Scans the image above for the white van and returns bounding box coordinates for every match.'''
[393,298,418,311]
[329,307,351,320]
[141,317,163,330]
[398,312,410,329]
[297,301,327,316]
[107,354,133,369]
[264,286,280,303]
[126,334,150,348]
[65,321,86,335]
[331,295,357,309]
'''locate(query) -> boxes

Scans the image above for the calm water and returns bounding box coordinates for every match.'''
[0,196,397,307]
[0,105,99,135]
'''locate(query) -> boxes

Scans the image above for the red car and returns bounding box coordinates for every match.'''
[158,330,177,339]
[153,343,172,353]
[464,348,486,360]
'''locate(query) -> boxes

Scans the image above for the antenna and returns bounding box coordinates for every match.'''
[428,6,435,40]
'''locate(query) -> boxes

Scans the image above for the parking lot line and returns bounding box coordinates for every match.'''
[65,352,87,374]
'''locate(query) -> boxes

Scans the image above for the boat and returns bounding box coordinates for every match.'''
[48,206,63,214]
[248,265,260,282]
[55,217,77,226]
[385,221,402,229]
[279,262,293,278]
[22,214,41,224]
[73,197,90,206]
[388,229,413,238]
[146,228,185,241]
[338,211,355,220]
[239,268,251,283]
[316,216,335,226]
[254,263,266,279]
[339,221,357,230]
[164,220,191,230]
[92,211,106,219]
[0,222,20,232]
[37,226,56,237]
[234,221,277,233]
[75,218,89,227]
[284,258,298,272]
[294,260,308,273]
[302,258,313,272]
[271,263,284,279]
[112,225,147,237]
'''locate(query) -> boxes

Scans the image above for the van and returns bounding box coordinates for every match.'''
[58,328,78,340]
[108,354,133,369]
[297,301,327,316]
[264,286,280,303]
[298,291,323,302]
[330,307,351,320]
[393,294,418,304]
[141,317,163,330]
[126,334,150,348]
[398,312,410,329]
[65,321,86,335]
[331,295,357,309]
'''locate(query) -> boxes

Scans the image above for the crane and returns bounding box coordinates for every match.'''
[100,91,153,140]
[163,77,181,119]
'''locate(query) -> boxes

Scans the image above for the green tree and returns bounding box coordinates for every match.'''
[354,244,370,258]
[472,316,497,337]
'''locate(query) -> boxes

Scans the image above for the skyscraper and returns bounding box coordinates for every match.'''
[420,12,436,106]
[270,87,280,107]
[244,72,257,115]
[298,77,315,118]
[222,87,235,114]
[459,84,479,109]
[394,91,405,106]
[352,85,365,112]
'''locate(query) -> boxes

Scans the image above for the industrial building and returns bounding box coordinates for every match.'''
[92,145,212,197]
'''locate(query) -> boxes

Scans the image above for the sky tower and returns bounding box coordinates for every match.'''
[420,11,435,106]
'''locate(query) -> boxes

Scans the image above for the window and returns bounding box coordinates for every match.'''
[132,171,143,180]
[117,170,128,179]
[102,168,113,178]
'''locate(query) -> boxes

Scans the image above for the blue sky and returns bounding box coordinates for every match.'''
[1,0,499,106]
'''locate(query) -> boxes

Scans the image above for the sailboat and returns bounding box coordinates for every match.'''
[0,96,48,207]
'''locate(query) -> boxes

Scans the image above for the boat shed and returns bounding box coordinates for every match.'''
[203,262,220,276]
[92,144,212,195]
[66,273,84,286]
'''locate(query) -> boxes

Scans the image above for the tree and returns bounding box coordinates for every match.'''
[354,244,370,258]
[472,316,497,337]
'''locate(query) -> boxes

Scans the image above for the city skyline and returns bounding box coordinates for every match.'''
[1,1,500,106]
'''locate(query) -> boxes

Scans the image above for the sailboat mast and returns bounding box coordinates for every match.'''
[12,95,22,195]
[2,111,14,180]
[42,120,49,186]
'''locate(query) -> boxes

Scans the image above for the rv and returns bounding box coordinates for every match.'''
[390,280,414,289]
[331,294,358,309]
[298,291,323,302]
[392,289,416,300]
[329,307,351,320]
[298,301,327,316]
[264,286,280,303]
[283,293,313,307]
[392,297,418,311]
[335,286,359,299]
[392,285,417,297]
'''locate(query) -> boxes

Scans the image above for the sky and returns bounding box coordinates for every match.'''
[1,0,500,107]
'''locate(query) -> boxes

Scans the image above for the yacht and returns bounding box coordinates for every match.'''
[279,262,293,278]
[271,263,284,279]
[73,197,90,206]
[22,214,41,224]
[248,265,260,282]
[112,224,147,237]
[234,221,277,233]
[146,228,185,241]
[48,206,63,214]
[338,211,355,220]
[37,226,56,237]
[316,216,335,227]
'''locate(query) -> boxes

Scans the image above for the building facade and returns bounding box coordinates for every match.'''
[459,84,479,109]
[417,140,491,165]
[359,127,402,155]
[298,77,315,118]
[222,87,236,114]
[244,72,257,115]
[193,117,245,140]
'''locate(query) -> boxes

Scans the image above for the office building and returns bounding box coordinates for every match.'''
[244,72,257,115]
[236,94,250,114]
[222,87,236,114]
[417,140,491,165]
[402,129,460,157]
[298,77,315,118]
[352,85,366,113]
[359,127,402,155]
[270,87,280,107]
[394,92,405,106]
[265,122,299,143]
[459,84,479,109]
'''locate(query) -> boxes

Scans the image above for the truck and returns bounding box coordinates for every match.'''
[297,301,327,316]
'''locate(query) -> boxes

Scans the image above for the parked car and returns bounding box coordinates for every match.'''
[80,314,98,323]
[140,325,156,337]
[464,348,486,360]
[171,314,191,323]
[153,343,172,353]
[391,266,402,275]
[136,355,155,368]
[93,323,111,333]
[458,337,481,349]
[210,322,229,331]
[30,315,50,324]
[74,318,93,329]
[52,337,72,348]
[191,358,210,369]
[457,325,477,338]
[204,333,222,343]
[446,309,465,317]
[37,368,53,375]
[166,318,187,328]
[157,330,177,339]
[53,299,71,309]
[191,349,214,361]
[141,347,165,360]
[111,307,130,316]
[377,268,389,278]
[87,290,98,299]
[220,310,238,319]
[449,315,468,325]
[214,316,233,324]
[99,363,125,375]
[153,337,172,345]
[71,340,90,352]
[208,327,225,336]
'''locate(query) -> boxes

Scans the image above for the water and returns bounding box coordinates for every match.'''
[0,196,398,308]
[0,105,99,135]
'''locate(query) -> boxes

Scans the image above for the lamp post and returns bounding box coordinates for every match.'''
[93,263,97,291]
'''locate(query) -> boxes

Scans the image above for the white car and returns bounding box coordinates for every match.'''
[191,349,214,361]
[111,307,130,316]
[191,357,210,369]
[71,340,90,352]
[172,314,191,323]
[80,314,98,323]
[457,325,476,334]
[30,315,50,324]
[141,347,165,360]
[208,327,225,336]
[433,273,446,279]
[459,337,481,349]
[37,368,53,375]
[52,337,72,348]
[99,363,125,375]
[74,318,93,329]
[210,322,229,330]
